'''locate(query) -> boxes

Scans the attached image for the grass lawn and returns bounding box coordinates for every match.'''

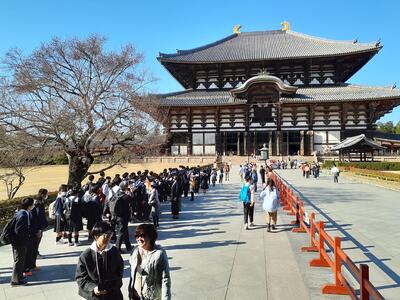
[0,162,184,201]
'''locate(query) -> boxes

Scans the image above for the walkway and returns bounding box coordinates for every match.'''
[276,168,400,299]
[0,167,313,300]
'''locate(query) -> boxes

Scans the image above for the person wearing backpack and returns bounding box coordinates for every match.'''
[240,176,255,230]
[10,197,34,286]
[54,184,68,245]
[64,186,83,246]
[114,182,133,253]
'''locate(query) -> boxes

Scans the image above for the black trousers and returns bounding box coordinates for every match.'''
[115,218,131,251]
[12,244,27,282]
[171,197,179,216]
[243,202,254,224]
[25,235,38,270]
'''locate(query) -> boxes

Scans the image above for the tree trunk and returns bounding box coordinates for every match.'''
[67,152,92,187]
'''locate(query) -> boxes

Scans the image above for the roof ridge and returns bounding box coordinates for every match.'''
[158,34,237,58]
[287,30,376,46]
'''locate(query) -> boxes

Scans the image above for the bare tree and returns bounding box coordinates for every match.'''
[0,130,41,199]
[0,35,162,186]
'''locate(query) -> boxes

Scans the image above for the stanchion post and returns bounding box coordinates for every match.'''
[309,221,330,267]
[360,264,369,300]
[322,237,348,295]
[301,212,318,252]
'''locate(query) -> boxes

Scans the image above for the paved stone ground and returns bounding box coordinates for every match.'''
[2,165,377,300]
[276,168,400,300]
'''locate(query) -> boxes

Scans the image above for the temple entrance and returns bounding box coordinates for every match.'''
[226,132,238,155]
[286,131,301,155]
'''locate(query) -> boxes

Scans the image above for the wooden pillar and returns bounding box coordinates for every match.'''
[254,131,257,155]
[300,131,305,156]
[237,132,240,155]
[286,131,289,156]
[223,132,227,156]
[309,131,314,155]
[276,131,281,156]
[360,152,362,162]
[187,133,192,155]
[243,131,247,156]
[268,132,273,156]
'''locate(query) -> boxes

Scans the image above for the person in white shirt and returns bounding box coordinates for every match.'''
[259,178,280,232]
[331,165,340,183]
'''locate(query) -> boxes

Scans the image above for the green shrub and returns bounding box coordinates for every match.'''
[322,160,400,171]
[0,192,57,230]
[49,151,68,165]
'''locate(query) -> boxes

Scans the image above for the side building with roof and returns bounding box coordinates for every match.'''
[157,23,400,156]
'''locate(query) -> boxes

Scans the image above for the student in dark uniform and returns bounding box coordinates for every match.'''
[10,197,34,287]
[76,221,124,300]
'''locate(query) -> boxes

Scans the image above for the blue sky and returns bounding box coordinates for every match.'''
[1,0,399,123]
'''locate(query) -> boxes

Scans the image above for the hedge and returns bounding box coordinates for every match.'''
[323,160,400,171]
[347,168,400,182]
[0,192,57,230]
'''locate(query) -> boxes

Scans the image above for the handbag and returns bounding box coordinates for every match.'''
[129,250,143,300]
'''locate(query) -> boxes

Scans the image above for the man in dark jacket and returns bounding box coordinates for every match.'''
[114,182,132,253]
[11,197,34,286]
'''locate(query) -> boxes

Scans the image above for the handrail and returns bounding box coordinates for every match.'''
[271,172,384,300]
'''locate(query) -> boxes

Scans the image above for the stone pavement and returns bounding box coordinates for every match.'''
[276,168,400,300]
[0,165,323,300]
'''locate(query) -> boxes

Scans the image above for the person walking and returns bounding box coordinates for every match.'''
[331,164,340,183]
[251,168,258,192]
[259,165,266,184]
[260,178,280,232]
[148,182,161,228]
[240,176,255,230]
[129,224,171,300]
[10,197,34,287]
[76,221,124,300]
[83,185,103,239]
[113,182,133,253]
[224,163,230,181]
[170,175,181,219]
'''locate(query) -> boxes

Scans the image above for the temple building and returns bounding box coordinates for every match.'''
[157,23,400,156]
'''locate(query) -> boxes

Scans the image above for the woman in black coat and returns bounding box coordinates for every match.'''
[76,221,124,300]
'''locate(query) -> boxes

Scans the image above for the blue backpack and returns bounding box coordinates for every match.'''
[239,184,251,203]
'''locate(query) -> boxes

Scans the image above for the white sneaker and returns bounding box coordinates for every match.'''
[68,242,74,246]
[74,242,80,247]
[250,222,255,227]
[244,223,248,230]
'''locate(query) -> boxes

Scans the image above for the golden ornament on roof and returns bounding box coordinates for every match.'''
[233,24,241,34]
[281,21,290,31]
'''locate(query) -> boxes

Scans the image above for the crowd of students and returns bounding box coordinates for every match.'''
[5,163,231,299]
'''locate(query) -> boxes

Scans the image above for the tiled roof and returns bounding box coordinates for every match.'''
[159,84,400,106]
[158,30,380,63]
[160,90,246,106]
[331,134,385,151]
[283,84,400,103]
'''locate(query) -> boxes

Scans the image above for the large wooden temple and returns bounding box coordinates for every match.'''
[157,23,400,156]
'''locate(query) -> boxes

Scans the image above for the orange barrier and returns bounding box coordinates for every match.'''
[271,172,384,300]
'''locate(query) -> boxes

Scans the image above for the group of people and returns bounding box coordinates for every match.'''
[300,161,321,179]
[7,163,230,296]
[238,162,279,231]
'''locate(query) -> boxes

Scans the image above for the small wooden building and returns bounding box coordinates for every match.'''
[330,134,386,161]
[157,23,400,156]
